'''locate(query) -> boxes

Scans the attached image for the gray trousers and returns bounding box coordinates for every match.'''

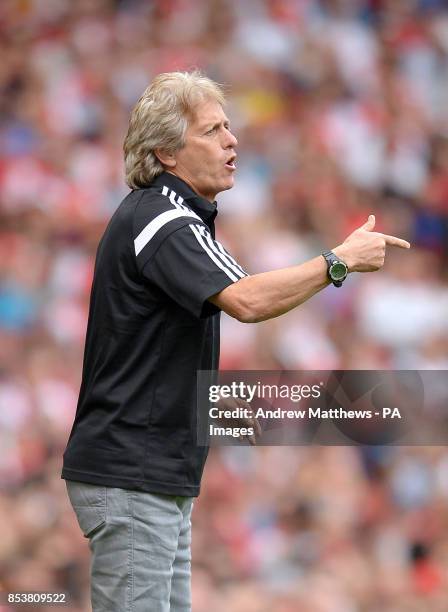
[65,480,193,612]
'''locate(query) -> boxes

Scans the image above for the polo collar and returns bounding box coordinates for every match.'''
[152,171,218,223]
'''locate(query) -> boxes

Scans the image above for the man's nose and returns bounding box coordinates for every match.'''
[224,130,238,148]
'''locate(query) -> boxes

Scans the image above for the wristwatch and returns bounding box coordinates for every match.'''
[322,251,348,287]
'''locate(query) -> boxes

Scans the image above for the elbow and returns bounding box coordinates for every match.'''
[226,295,263,324]
[236,306,263,324]
[233,308,258,324]
[213,277,266,323]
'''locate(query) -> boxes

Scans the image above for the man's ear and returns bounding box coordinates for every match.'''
[154,149,176,168]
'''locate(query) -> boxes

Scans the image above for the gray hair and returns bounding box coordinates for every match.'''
[123,71,226,189]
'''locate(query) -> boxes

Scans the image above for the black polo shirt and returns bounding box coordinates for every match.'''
[62,171,247,497]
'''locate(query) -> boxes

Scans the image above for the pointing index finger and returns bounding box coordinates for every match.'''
[382,234,411,249]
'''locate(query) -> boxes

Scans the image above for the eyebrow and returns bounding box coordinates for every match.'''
[201,119,230,132]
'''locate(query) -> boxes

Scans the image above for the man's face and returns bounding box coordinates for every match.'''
[168,98,238,202]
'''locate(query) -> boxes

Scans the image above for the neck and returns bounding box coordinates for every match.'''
[166,170,215,202]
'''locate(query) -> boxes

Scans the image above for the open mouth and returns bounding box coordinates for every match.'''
[225,155,237,170]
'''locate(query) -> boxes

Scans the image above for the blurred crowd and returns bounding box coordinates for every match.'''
[1,0,448,610]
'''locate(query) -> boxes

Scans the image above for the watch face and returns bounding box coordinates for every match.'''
[330,261,347,281]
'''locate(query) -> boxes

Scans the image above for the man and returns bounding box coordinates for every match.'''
[62,71,410,612]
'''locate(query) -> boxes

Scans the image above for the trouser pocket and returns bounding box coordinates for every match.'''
[65,480,106,538]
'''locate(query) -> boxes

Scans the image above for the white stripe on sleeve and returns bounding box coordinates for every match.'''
[213,239,247,276]
[189,224,239,282]
[134,208,201,256]
[197,225,246,278]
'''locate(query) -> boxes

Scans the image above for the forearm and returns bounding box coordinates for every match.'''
[210,214,410,324]
[213,255,331,323]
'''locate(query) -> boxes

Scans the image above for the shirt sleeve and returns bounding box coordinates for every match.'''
[141,222,248,318]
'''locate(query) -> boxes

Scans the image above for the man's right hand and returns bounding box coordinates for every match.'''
[333,215,411,273]
[209,214,411,323]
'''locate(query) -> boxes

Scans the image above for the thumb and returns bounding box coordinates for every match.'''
[360,214,375,232]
